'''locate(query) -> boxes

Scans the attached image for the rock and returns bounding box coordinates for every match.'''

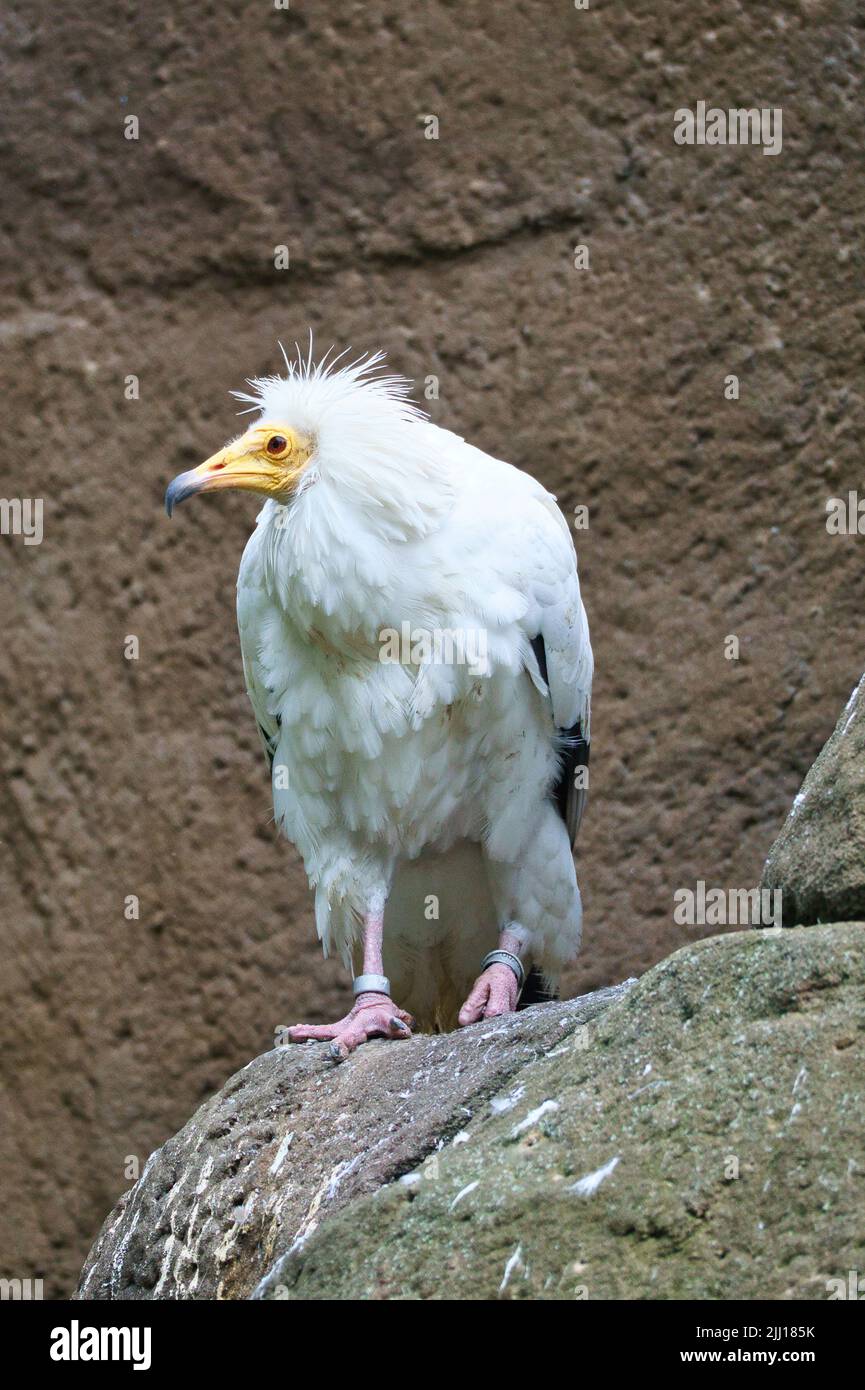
[79,925,865,1301]
[763,673,865,926]
[77,982,631,1300]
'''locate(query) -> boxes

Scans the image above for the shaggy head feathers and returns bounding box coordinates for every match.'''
[232,343,455,541]
[232,343,426,435]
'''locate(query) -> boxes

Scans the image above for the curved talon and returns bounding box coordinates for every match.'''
[286,991,414,1059]
[458,962,521,1027]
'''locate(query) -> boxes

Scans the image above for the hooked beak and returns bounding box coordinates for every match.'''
[164,467,206,516]
[165,440,274,517]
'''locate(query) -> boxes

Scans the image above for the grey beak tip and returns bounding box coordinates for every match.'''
[164,471,200,518]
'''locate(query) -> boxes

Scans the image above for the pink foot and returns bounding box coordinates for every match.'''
[458,964,520,1026]
[279,993,415,1061]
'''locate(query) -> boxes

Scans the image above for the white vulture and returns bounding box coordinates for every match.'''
[165,347,592,1059]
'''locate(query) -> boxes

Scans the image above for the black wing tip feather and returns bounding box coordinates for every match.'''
[530,635,590,844]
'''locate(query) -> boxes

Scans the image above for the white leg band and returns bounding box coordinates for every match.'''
[481,950,525,990]
[353,973,391,997]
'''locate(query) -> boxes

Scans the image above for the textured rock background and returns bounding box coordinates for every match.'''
[763,671,865,925]
[2,1,864,1295]
[78,926,865,1301]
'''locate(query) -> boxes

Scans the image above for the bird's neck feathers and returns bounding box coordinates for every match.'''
[237,352,456,634]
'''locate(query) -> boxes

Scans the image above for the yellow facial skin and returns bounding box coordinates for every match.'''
[165,423,313,515]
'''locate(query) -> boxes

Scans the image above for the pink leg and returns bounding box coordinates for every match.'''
[282,910,414,1061]
[458,928,524,1026]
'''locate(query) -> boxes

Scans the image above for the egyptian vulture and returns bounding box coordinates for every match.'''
[165,348,592,1058]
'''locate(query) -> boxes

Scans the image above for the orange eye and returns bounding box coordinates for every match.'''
[266,434,289,457]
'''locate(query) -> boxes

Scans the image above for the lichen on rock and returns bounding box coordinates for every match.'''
[763,671,865,927]
[78,925,865,1301]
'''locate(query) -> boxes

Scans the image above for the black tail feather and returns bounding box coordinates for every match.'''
[518,966,559,1009]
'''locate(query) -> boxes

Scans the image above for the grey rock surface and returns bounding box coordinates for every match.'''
[763,673,865,927]
[77,984,631,1299]
[79,922,865,1300]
